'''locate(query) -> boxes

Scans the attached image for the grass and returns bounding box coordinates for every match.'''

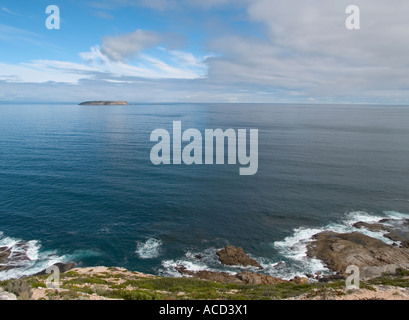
[121,277,319,300]
[64,276,108,286]
[1,267,408,300]
[368,276,409,288]
[396,268,409,277]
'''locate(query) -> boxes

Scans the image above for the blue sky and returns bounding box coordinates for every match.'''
[1,0,409,104]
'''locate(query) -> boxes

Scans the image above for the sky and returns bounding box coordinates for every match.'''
[0,0,409,104]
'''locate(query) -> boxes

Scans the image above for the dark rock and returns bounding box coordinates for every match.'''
[11,252,30,262]
[0,265,17,272]
[175,265,192,275]
[353,222,390,233]
[289,276,308,284]
[176,266,242,284]
[56,262,76,273]
[317,274,346,283]
[216,246,262,269]
[353,221,409,247]
[384,232,409,248]
[0,250,11,264]
[379,218,409,226]
[35,262,76,276]
[194,255,202,260]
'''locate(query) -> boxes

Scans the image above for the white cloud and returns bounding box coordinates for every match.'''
[0,43,208,85]
[1,7,18,15]
[0,62,88,84]
[101,29,162,61]
[80,45,208,79]
[203,0,409,100]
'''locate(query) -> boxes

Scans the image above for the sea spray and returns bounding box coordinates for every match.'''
[136,238,163,259]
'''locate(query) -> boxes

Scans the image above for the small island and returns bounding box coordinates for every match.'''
[79,101,129,106]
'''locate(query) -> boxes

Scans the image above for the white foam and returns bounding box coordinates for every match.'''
[26,240,41,261]
[0,232,68,281]
[136,238,162,259]
[273,227,329,278]
[384,210,409,220]
[0,236,19,249]
[0,254,68,281]
[161,259,220,277]
[344,211,384,225]
[272,210,409,278]
[160,246,268,278]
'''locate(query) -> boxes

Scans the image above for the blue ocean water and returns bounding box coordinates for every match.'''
[1,103,409,280]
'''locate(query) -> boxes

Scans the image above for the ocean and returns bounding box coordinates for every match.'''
[1,103,409,280]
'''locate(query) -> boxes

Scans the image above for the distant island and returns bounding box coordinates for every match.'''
[79,101,129,106]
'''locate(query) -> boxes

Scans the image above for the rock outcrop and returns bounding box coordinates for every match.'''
[175,266,286,285]
[176,267,243,284]
[35,262,76,276]
[306,231,409,279]
[175,246,286,285]
[216,246,262,269]
[0,247,11,264]
[236,271,286,285]
[0,245,25,272]
[353,221,409,248]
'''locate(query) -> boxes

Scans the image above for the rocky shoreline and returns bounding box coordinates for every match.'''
[1,217,408,300]
[306,218,409,280]
[172,217,409,285]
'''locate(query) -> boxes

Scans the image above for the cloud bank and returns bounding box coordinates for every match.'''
[1,0,409,103]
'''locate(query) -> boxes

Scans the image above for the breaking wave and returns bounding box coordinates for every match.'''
[159,210,409,280]
[272,210,409,278]
[136,238,162,259]
[0,233,68,281]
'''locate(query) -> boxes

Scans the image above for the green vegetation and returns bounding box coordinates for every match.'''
[396,268,409,277]
[368,274,409,288]
[64,276,108,286]
[2,279,33,300]
[1,267,408,300]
